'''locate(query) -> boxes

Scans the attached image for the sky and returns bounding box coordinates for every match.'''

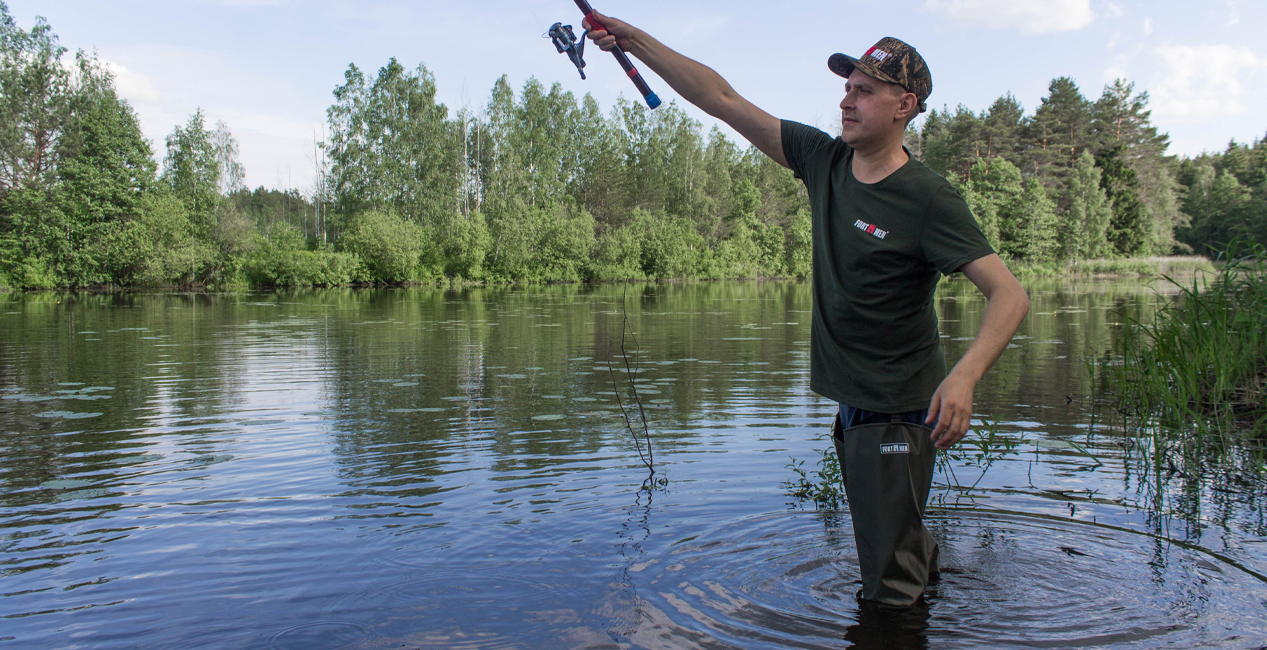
[8,0,1266,192]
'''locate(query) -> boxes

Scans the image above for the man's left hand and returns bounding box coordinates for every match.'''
[926,371,976,449]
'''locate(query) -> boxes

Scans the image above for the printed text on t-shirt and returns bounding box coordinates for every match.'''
[853,219,888,239]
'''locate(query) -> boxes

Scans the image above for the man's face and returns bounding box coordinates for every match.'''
[839,69,907,146]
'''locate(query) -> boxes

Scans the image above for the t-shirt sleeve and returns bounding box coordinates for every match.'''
[781,120,835,182]
[920,184,997,276]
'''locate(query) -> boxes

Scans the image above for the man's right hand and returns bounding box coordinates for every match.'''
[580,10,787,169]
[582,11,639,56]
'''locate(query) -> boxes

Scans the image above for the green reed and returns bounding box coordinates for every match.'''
[784,417,1026,509]
[1110,238,1267,446]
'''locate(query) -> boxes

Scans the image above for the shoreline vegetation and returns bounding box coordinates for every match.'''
[1109,240,1267,441]
[2,7,1263,293]
[0,255,1219,294]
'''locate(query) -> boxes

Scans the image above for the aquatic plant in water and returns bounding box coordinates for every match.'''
[784,418,1025,508]
[783,430,844,509]
[936,417,1026,495]
[1111,238,1267,443]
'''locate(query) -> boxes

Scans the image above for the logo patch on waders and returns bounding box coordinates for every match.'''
[832,414,939,606]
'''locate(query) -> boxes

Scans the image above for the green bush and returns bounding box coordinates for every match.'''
[440,210,490,280]
[590,225,644,281]
[537,203,596,282]
[629,209,702,279]
[339,209,430,283]
[244,248,365,287]
[244,223,366,286]
[784,208,812,279]
[133,191,216,287]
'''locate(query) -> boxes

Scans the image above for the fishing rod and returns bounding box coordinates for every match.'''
[546,1,661,109]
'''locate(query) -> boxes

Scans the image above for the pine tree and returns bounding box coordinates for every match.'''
[1022,77,1092,201]
[1096,142,1149,255]
[1090,80,1179,254]
[1062,151,1112,259]
[921,104,981,179]
[979,94,1025,165]
[0,8,71,193]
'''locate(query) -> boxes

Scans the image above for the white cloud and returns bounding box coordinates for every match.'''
[1149,43,1266,122]
[102,60,161,104]
[921,0,1094,33]
[1226,0,1241,26]
[1143,17,1153,37]
[1101,59,1128,84]
[100,44,326,189]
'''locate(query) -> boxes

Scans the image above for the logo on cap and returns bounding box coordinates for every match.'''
[864,47,891,62]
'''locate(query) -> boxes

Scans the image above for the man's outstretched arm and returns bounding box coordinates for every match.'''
[584,12,787,168]
[925,254,1029,449]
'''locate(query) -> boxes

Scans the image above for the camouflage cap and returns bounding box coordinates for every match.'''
[829,37,932,113]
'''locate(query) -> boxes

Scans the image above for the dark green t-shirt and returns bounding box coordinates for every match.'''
[781,120,995,412]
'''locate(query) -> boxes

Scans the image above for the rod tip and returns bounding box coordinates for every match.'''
[645,92,661,109]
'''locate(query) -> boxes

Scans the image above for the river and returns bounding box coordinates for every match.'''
[1,279,1264,649]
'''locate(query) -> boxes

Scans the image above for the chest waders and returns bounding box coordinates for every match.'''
[832,413,940,606]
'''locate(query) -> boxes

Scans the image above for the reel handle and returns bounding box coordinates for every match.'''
[573,0,661,109]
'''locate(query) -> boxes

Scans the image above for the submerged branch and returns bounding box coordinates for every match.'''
[607,286,656,479]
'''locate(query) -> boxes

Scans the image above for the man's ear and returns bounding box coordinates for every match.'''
[895,92,918,124]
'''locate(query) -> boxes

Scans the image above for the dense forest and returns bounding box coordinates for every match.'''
[1,5,1263,290]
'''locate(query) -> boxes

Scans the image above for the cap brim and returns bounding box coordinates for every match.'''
[828,53,856,79]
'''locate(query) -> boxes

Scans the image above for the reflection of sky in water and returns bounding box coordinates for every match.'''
[0,280,1262,649]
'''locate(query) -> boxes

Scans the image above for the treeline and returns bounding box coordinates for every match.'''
[0,5,1261,290]
[915,78,1266,260]
[1174,141,1267,256]
[0,6,359,290]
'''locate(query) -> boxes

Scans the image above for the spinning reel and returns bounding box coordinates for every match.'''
[547,22,587,80]
[544,0,660,109]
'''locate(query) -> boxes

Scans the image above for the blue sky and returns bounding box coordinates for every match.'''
[9,0,1266,191]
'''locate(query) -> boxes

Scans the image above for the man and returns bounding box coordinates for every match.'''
[585,15,1029,606]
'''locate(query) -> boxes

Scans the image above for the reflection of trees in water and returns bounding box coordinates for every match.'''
[0,293,253,508]
[939,276,1163,437]
[318,282,817,496]
[0,292,288,581]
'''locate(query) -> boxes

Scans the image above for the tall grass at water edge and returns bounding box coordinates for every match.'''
[1109,239,1267,446]
[1011,255,1215,279]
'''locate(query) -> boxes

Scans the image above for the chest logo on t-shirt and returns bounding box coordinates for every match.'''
[853,219,888,240]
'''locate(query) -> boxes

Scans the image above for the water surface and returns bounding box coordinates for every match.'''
[1,280,1264,648]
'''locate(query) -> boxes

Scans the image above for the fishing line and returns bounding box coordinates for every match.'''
[518,0,547,33]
